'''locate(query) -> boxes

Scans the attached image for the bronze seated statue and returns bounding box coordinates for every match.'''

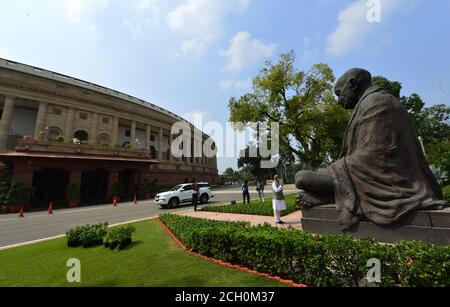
[295,68,448,231]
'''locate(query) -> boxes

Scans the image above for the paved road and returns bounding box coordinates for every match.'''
[0,185,297,249]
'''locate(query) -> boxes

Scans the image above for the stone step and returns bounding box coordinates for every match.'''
[301,217,450,245]
[302,205,450,228]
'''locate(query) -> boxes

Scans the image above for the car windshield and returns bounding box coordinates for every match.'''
[170,185,183,191]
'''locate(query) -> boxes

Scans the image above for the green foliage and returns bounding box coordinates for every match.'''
[202,194,298,217]
[67,184,80,201]
[229,51,350,170]
[66,223,108,248]
[52,136,65,143]
[0,171,11,207]
[160,215,450,287]
[443,186,450,202]
[103,225,136,251]
[112,182,124,198]
[372,76,402,99]
[6,182,34,206]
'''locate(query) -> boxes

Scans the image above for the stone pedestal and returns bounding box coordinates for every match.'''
[301,205,450,245]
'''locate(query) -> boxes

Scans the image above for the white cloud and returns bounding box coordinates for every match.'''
[135,0,166,26]
[167,0,251,57]
[220,31,276,73]
[65,0,109,23]
[123,19,143,39]
[219,78,252,90]
[326,0,408,56]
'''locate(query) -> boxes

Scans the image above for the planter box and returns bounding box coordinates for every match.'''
[68,200,80,208]
[9,205,22,214]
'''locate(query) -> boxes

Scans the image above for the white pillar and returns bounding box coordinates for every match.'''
[34,101,48,140]
[65,108,75,142]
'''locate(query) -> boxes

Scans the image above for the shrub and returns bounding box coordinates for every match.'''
[66,223,108,248]
[112,182,124,198]
[67,184,80,201]
[443,185,450,203]
[103,225,136,251]
[53,136,65,143]
[160,214,450,287]
[201,194,298,217]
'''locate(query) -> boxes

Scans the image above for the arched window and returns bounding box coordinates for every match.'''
[150,146,157,159]
[97,133,111,146]
[74,130,89,142]
[48,127,63,140]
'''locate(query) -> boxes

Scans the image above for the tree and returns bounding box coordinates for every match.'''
[372,76,402,99]
[229,51,350,170]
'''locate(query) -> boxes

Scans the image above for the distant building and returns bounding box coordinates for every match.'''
[0,58,218,210]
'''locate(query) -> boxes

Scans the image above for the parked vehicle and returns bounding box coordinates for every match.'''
[154,182,214,209]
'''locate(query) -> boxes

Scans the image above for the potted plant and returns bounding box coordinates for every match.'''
[67,184,81,208]
[6,182,34,214]
[142,180,158,199]
[0,172,10,214]
[52,136,65,143]
[112,182,124,202]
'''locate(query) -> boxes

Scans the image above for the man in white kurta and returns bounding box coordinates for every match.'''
[272,175,287,224]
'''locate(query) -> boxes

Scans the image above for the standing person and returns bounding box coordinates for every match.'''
[192,179,200,212]
[242,180,250,204]
[272,175,287,225]
[256,178,265,203]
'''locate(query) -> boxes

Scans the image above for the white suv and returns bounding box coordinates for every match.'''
[154,182,214,209]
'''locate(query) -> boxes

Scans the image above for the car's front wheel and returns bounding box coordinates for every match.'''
[200,194,209,204]
[168,198,180,209]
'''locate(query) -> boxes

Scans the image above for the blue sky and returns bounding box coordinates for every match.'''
[0,0,449,173]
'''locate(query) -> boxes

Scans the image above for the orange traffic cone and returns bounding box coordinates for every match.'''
[19,206,24,218]
[113,197,117,207]
[48,201,54,215]
[134,194,138,205]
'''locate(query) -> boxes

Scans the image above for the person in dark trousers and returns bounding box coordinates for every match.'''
[192,179,200,211]
[242,180,250,204]
[256,178,265,203]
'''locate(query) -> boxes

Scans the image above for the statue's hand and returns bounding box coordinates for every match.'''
[296,192,306,210]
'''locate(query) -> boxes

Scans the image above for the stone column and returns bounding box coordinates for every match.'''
[130,121,137,148]
[64,108,75,142]
[0,95,16,152]
[169,132,174,161]
[112,117,119,146]
[145,125,151,152]
[89,113,99,146]
[34,101,48,140]
[158,127,164,160]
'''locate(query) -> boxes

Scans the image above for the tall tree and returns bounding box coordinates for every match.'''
[229,51,350,170]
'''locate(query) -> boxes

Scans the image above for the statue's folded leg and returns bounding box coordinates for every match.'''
[295,170,335,208]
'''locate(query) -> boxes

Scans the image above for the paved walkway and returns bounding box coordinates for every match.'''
[179,210,303,230]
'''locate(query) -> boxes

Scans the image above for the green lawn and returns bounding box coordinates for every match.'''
[0,220,287,287]
[202,194,298,217]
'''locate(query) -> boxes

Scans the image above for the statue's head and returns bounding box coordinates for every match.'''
[335,68,372,110]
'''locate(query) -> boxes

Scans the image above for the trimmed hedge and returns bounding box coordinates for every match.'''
[160,214,450,287]
[104,225,136,251]
[66,223,108,248]
[66,223,135,251]
[201,194,298,217]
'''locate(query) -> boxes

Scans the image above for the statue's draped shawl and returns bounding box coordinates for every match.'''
[327,86,444,230]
